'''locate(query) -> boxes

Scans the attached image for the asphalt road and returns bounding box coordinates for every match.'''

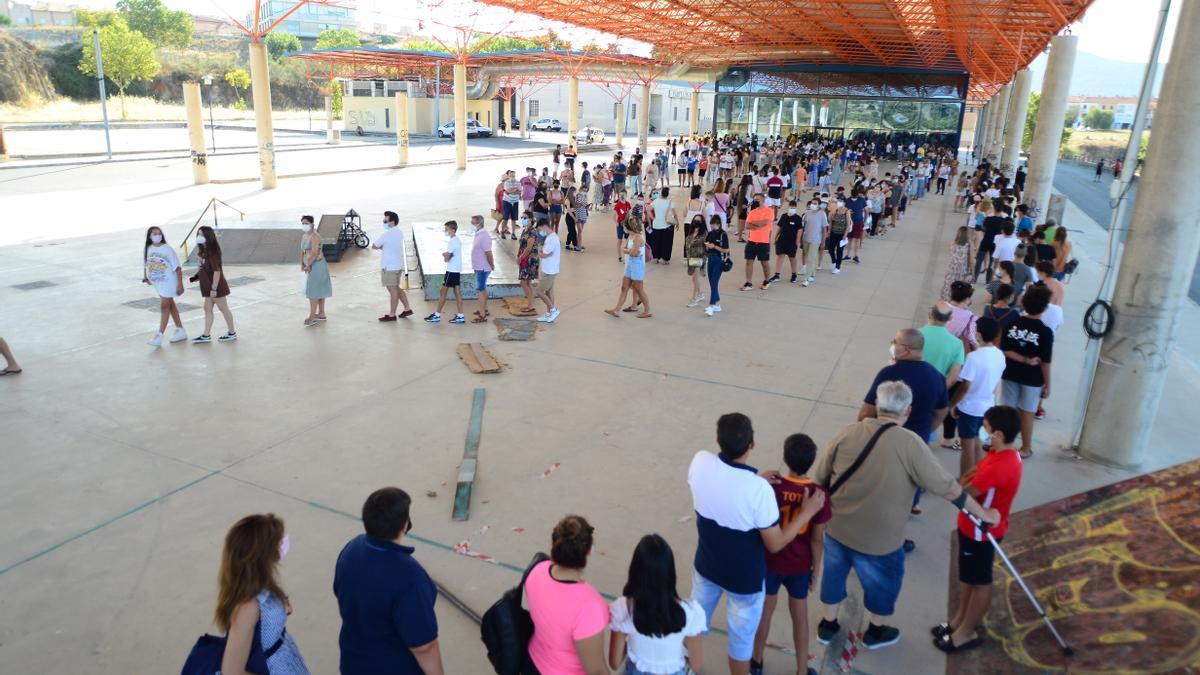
[1053,160,1200,304]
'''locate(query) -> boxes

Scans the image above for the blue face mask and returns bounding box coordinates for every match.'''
[538,231,548,239]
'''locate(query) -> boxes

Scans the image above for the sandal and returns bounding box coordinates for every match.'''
[622,306,639,313]
[636,312,653,318]
[0,368,21,376]
[942,440,962,451]
[1020,449,1034,459]
[930,623,952,639]
[932,633,983,653]
[604,309,619,317]
[471,315,488,323]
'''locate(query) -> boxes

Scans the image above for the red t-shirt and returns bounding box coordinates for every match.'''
[958,448,1023,541]
[614,200,631,224]
[765,477,832,575]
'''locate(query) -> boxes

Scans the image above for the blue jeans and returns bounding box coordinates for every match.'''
[706,254,723,305]
[692,569,764,661]
[819,534,905,616]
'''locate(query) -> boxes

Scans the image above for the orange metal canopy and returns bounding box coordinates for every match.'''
[471,0,1095,95]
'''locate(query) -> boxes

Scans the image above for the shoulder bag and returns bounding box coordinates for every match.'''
[824,422,896,496]
[481,552,549,675]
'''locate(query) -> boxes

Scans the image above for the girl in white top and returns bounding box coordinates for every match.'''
[142,226,187,347]
[608,535,706,675]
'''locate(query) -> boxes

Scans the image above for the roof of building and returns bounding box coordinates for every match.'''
[1068,95,1140,105]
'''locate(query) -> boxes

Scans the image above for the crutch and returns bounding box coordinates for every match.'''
[960,510,1075,656]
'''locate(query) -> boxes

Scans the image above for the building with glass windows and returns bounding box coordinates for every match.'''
[251,0,355,39]
[714,66,968,149]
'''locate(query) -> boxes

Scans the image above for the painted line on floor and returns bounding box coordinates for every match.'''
[0,470,220,577]
[452,388,486,521]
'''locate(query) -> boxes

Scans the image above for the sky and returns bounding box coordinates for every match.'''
[77,0,1181,65]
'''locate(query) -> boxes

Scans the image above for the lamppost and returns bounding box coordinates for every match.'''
[202,73,217,154]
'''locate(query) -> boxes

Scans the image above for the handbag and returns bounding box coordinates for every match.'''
[823,423,896,495]
[481,552,549,675]
[721,255,734,273]
[490,208,503,222]
[180,623,285,675]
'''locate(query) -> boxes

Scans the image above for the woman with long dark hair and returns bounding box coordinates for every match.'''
[214,514,308,675]
[142,226,186,347]
[190,225,237,344]
[608,534,706,675]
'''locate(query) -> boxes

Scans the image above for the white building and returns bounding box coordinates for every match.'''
[1067,95,1155,130]
[506,79,715,137]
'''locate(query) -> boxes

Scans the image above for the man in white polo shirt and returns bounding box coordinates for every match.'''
[688,413,825,675]
[372,210,413,321]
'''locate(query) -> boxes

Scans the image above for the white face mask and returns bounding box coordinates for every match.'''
[150,234,163,244]
[519,217,529,226]
[820,203,828,210]
[788,208,797,215]
[808,204,817,211]
[889,343,898,360]
[301,223,312,232]
[279,533,290,561]
[195,235,206,245]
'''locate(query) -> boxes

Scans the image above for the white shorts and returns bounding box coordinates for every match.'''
[765,197,781,207]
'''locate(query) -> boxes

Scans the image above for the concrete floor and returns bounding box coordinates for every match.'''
[0,144,1197,674]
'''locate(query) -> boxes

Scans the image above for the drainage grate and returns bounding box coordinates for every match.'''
[12,280,58,290]
[123,298,200,313]
[226,275,265,288]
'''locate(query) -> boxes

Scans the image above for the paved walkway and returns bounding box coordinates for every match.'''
[1,148,1197,674]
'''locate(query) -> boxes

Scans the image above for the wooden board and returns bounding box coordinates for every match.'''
[452,388,487,521]
[456,342,502,374]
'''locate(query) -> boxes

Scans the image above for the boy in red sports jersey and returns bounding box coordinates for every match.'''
[750,434,832,675]
[932,405,1024,653]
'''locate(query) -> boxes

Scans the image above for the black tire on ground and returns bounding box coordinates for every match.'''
[355,234,369,248]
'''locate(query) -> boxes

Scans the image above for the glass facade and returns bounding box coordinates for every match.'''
[715,68,967,148]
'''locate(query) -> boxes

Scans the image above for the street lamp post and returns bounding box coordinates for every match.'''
[203,74,217,154]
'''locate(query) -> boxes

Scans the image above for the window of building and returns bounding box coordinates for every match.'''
[685,107,689,121]
[673,107,678,121]
[614,102,619,118]
[631,103,637,119]
[529,100,540,116]
[578,100,583,117]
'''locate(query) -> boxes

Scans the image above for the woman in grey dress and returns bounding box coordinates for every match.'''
[215,514,309,675]
[299,215,331,327]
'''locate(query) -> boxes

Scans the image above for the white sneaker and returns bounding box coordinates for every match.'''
[804,277,813,287]
[169,327,187,343]
[800,265,807,276]
[816,263,823,271]
[832,267,841,275]
[712,304,721,313]
[548,308,560,321]
[537,312,552,322]
[704,305,715,317]
[687,294,704,308]
[148,332,163,347]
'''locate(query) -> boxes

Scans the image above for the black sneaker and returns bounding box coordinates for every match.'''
[740,282,753,291]
[790,273,798,283]
[759,281,770,290]
[853,256,861,263]
[903,539,916,553]
[768,273,780,284]
[749,660,764,675]
[862,623,901,650]
[817,618,840,645]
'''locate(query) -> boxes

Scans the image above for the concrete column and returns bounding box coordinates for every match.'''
[689,90,699,137]
[248,41,276,189]
[986,84,1010,161]
[183,81,209,185]
[519,99,529,139]
[972,103,987,157]
[1001,69,1032,176]
[1079,0,1200,467]
[977,102,991,157]
[637,82,650,153]
[453,62,467,170]
[395,91,409,166]
[1026,35,1078,213]
[568,76,580,145]
[615,100,624,147]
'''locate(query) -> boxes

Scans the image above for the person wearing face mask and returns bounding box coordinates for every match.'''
[469,215,495,323]
[768,200,803,285]
[210,513,309,675]
[812,381,1000,652]
[372,211,413,322]
[142,226,186,347]
[299,215,331,327]
[334,488,445,675]
[189,225,236,343]
[740,194,774,291]
[424,220,465,324]
[800,199,827,287]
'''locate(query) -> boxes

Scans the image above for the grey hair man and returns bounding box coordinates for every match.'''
[812,380,1000,651]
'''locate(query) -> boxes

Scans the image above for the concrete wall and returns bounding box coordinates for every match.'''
[343,94,492,134]
[521,80,713,136]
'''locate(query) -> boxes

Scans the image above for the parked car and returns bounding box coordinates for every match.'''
[436,119,492,138]
[497,116,521,131]
[530,118,562,131]
[575,126,605,145]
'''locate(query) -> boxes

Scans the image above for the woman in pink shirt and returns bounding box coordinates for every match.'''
[525,515,609,675]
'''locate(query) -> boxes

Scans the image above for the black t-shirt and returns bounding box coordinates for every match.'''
[1036,243,1056,263]
[776,213,802,243]
[981,216,1005,250]
[704,228,729,254]
[1001,316,1054,386]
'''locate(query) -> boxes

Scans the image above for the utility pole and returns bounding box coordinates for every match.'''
[92,29,112,160]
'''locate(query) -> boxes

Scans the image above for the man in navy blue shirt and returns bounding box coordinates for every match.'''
[334,488,444,675]
[844,190,868,264]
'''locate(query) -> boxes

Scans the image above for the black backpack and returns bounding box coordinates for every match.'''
[480,552,548,675]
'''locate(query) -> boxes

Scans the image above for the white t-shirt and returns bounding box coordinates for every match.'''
[651,198,672,230]
[993,234,1020,263]
[145,244,180,298]
[446,235,463,273]
[1041,303,1064,336]
[609,597,707,675]
[377,226,406,271]
[957,345,1006,417]
[540,232,561,275]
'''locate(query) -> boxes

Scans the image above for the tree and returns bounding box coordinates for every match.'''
[1022,91,1073,152]
[266,31,302,60]
[225,67,251,110]
[117,0,194,48]
[1084,107,1114,130]
[75,8,124,28]
[0,14,12,26]
[315,27,360,50]
[331,79,343,119]
[378,34,398,45]
[77,21,159,119]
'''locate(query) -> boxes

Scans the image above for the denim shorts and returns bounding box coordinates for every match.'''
[765,571,811,599]
[819,534,905,616]
[956,411,984,439]
[691,569,764,662]
[475,270,490,290]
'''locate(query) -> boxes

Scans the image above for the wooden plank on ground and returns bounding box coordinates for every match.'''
[452,388,487,521]
[456,342,502,374]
